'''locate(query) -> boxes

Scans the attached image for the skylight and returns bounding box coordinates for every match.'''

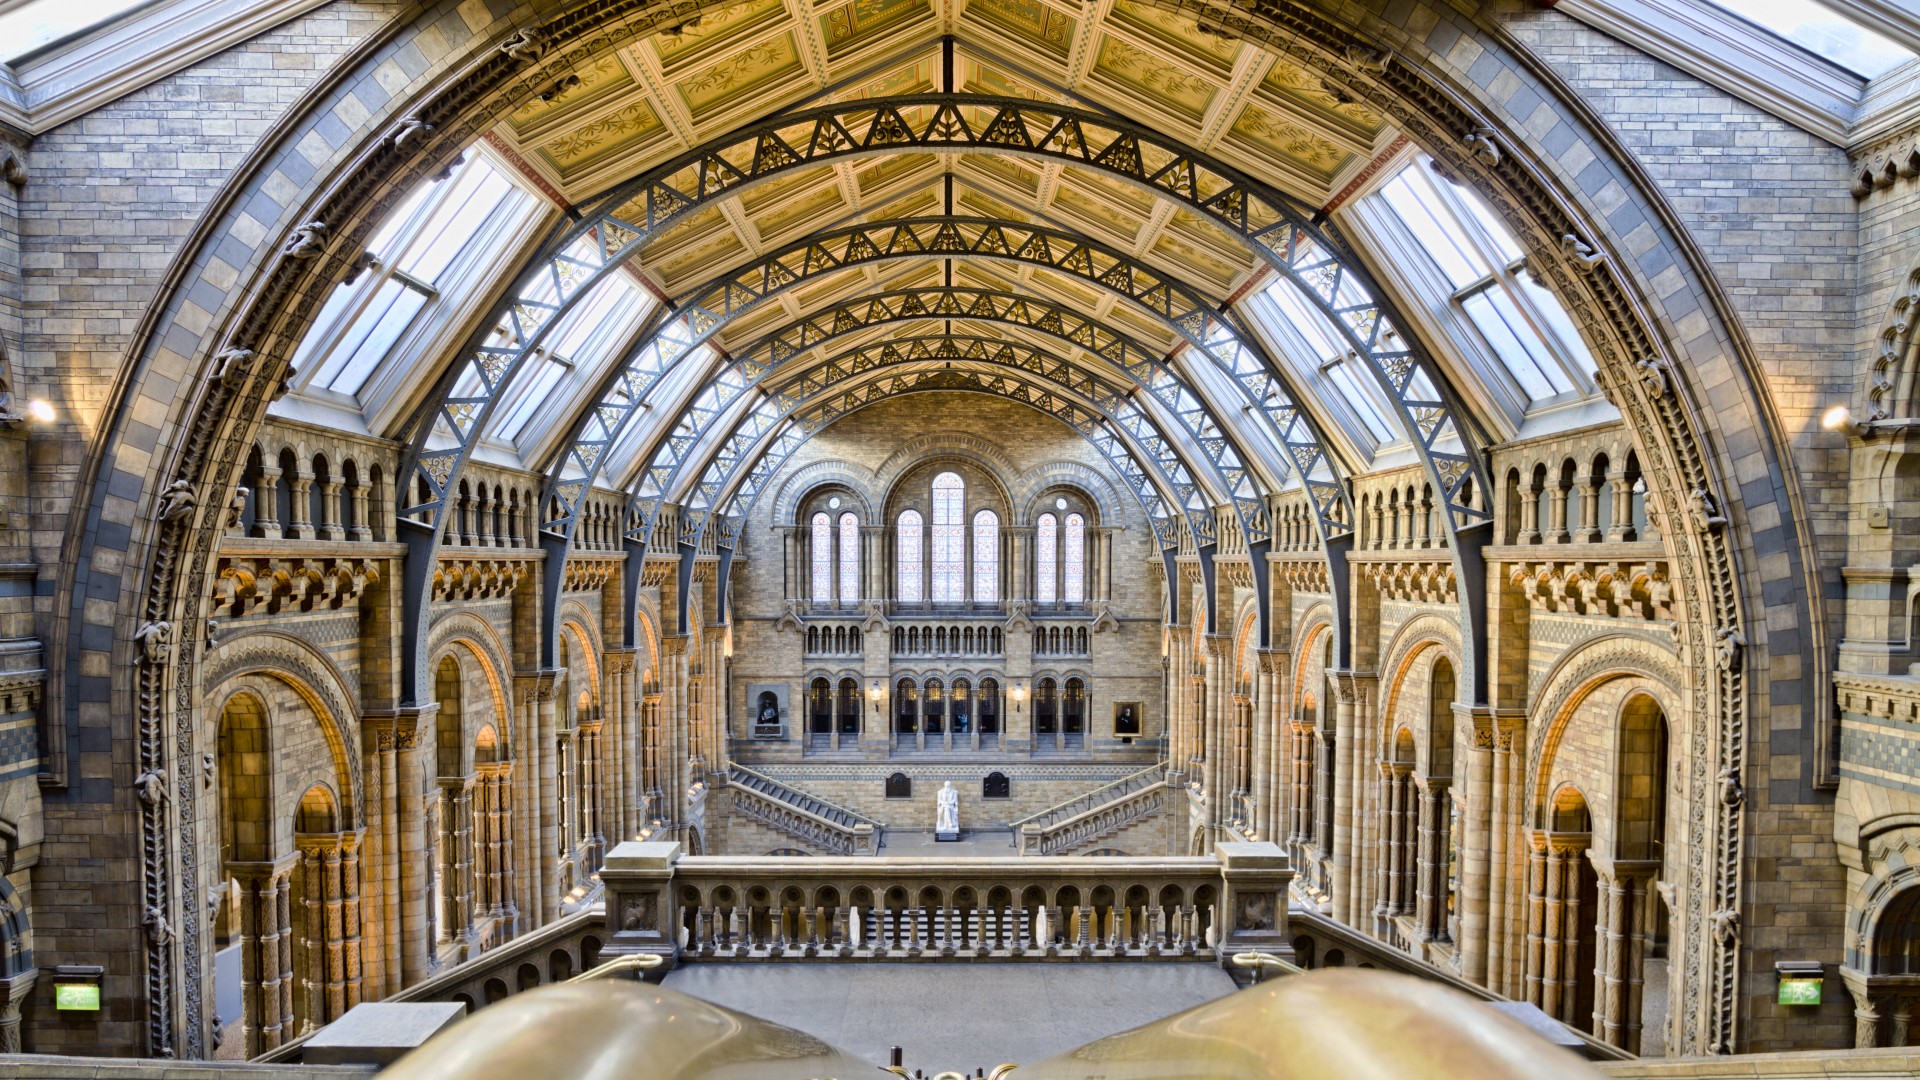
[288,154,537,400]
[1704,0,1914,77]
[1370,161,1589,406]
[0,0,152,62]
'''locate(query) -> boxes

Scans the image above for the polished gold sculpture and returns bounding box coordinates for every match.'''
[382,966,1608,1079]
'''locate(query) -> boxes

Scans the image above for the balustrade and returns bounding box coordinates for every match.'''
[891,621,1005,657]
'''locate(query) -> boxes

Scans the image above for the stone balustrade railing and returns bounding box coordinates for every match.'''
[890,619,1006,657]
[1010,762,1167,855]
[725,764,884,855]
[595,841,1293,969]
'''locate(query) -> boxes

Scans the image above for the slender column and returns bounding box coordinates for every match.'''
[288,469,316,540]
[347,481,372,542]
[1547,482,1571,544]
[1577,475,1603,543]
[396,718,431,984]
[1855,988,1883,1049]
[1597,866,1625,1046]
[1606,469,1635,542]
[1331,676,1358,923]
[1460,715,1493,983]
[252,462,283,537]
[1542,844,1565,1019]
[1519,481,1541,545]
[1524,834,1547,1009]
[535,675,562,921]
[318,480,345,541]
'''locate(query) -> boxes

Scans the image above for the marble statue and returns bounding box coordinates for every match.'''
[935,781,960,836]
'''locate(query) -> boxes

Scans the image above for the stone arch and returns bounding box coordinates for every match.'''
[768,461,878,527]
[1527,636,1683,836]
[872,433,1025,506]
[202,629,363,829]
[1376,614,1464,762]
[1018,461,1125,526]
[57,0,1804,1054]
[427,619,514,764]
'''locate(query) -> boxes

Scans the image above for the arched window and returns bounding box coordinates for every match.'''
[972,509,999,603]
[897,510,923,603]
[838,512,860,606]
[808,679,831,734]
[931,472,965,603]
[1035,513,1058,603]
[810,512,832,602]
[1063,513,1086,603]
[836,678,861,736]
[1035,677,1058,735]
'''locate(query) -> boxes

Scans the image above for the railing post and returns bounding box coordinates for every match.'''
[599,841,684,974]
[1217,841,1295,969]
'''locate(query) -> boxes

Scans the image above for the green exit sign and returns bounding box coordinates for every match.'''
[54,983,99,1011]
[1777,978,1823,1006]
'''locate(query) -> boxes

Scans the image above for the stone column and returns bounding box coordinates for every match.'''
[295,833,360,1031]
[1330,674,1358,924]
[532,672,563,923]
[231,857,298,1057]
[252,460,283,537]
[1459,711,1494,984]
[347,481,372,542]
[288,466,316,540]
[0,970,38,1053]
[1547,481,1571,544]
[1519,479,1541,545]
[1577,474,1603,542]
[395,714,432,984]
[1605,467,1635,541]
[318,480,344,541]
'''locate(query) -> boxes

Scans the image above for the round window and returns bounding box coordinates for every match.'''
[829,496,842,509]
[1055,497,1067,510]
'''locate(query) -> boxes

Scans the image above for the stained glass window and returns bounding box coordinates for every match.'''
[1064,513,1086,603]
[931,472,965,603]
[897,510,924,603]
[811,512,832,602]
[838,512,860,606]
[1035,513,1058,603]
[972,509,999,603]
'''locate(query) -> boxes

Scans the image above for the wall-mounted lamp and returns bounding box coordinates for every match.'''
[869,680,882,715]
[1012,682,1026,714]
[25,399,54,424]
[1823,404,1871,438]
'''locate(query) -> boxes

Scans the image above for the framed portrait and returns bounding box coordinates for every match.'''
[1113,701,1143,736]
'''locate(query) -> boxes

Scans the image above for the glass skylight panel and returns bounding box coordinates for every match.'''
[397,167,515,283]
[288,154,539,401]
[0,0,150,61]
[1379,169,1487,290]
[307,278,430,393]
[1367,156,1595,410]
[1459,289,1571,400]
[1704,0,1914,77]
[1263,278,1398,445]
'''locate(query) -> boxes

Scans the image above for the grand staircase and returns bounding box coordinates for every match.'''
[1008,762,1167,854]
[724,764,885,855]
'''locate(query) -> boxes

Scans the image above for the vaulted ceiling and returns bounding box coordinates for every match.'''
[486,0,1392,368]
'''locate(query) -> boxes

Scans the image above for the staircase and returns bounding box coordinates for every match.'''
[726,764,884,855]
[1009,763,1166,855]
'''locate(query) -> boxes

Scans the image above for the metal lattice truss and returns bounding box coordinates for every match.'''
[388,93,1499,695]
[599,216,1349,545]
[700,366,1192,548]
[615,289,1278,552]
[399,94,1484,541]
[671,334,1241,550]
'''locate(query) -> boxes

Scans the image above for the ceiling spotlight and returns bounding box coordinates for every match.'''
[26,400,54,423]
